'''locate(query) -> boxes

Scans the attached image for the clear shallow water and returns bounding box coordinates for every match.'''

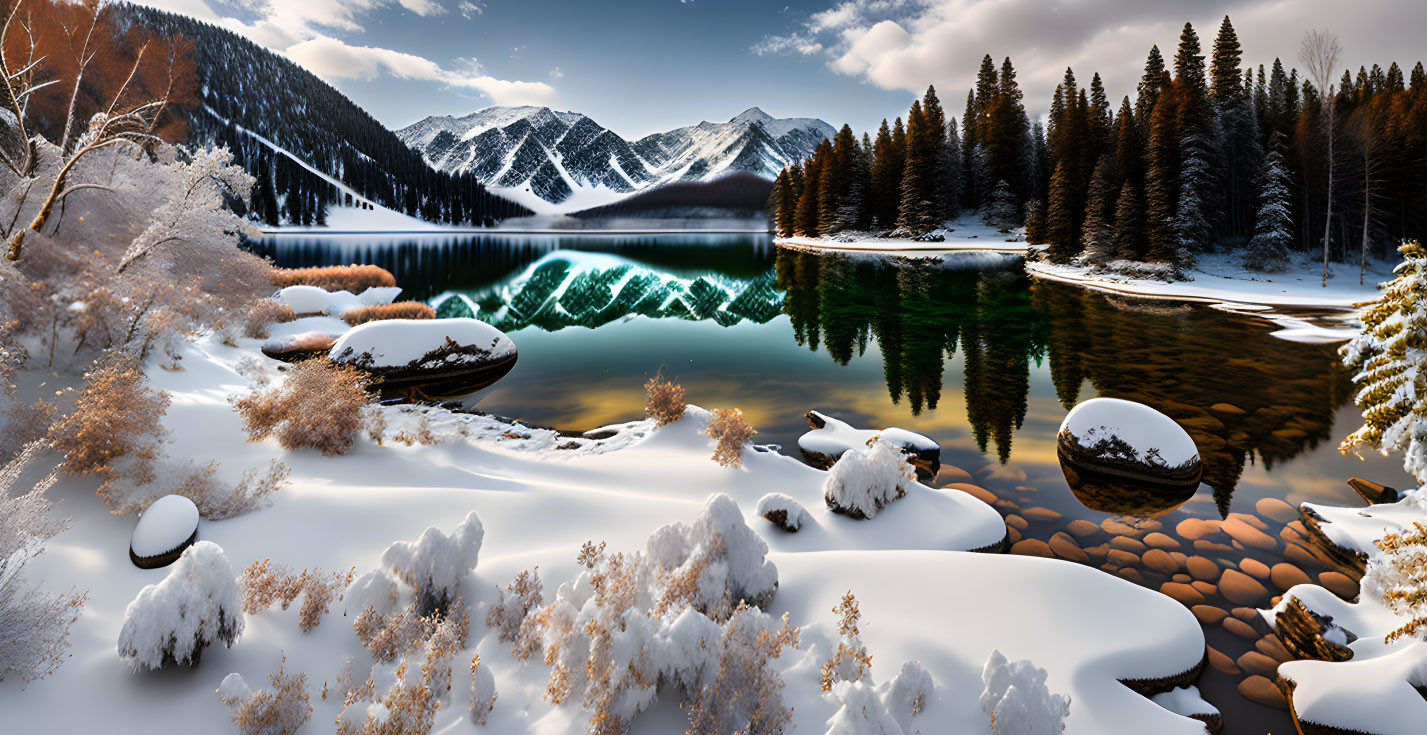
[254,232,1412,734]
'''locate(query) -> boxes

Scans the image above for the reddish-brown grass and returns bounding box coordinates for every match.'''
[270,265,395,293]
[341,302,435,326]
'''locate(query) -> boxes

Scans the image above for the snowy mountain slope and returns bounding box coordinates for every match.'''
[398,106,833,212]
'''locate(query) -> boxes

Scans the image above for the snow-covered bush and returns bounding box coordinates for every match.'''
[231,359,371,456]
[49,354,170,502]
[1340,241,1427,486]
[337,609,464,735]
[217,655,312,735]
[469,652,497,726]
[756,492,809,532]
[883,661,934,732]
[821,591,872,692]
[120,146,256,273]
[271,265,395,293]
[486,567,543,643]
[825,680,903,735]
[239,559,355,632]
[342,302,436,326]
[380,511,483,615]
[0,444,86,684]
[117,541,244,670]
[823,438,914,519]
[1362,522,1427,642]
[643,370,687,426]
[980,650,1070,735]
[516,495,788,735]
[97,457,291,519]
[706,408,758,467]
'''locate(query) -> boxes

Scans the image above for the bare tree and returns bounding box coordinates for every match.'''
[1299,29,1342,287]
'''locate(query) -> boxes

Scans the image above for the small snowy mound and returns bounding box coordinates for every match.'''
[647,493,779,611]
[129,494,199,569]
[381,511,484,614]
[1151,685,1220,732]
[799,410,940,474]
[980,650,1070,735]
[272,285,399,317]
[826,680,904,735]
[883,661,935,731]
[117,541,243,670]
[756,492,808,532]
[1057,398,1201,486]
[824,438,915,520]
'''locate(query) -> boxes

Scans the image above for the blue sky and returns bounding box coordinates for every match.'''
[141,0,1427,139]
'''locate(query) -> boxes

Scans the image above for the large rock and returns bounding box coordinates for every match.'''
[329,318,518,400]
[1057,398,1202,487]
[798,411,940,475]
[130,495,200,569]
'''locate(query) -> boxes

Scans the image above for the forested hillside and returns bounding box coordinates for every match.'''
[119,3,531,226]
[772,16,1427,280]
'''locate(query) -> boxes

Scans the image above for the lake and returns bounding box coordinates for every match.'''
[251,230,1411,734]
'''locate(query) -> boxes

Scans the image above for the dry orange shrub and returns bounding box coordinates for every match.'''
[820,590,872,692]
[231,359,370,456]
[643,370,686,426]
[341,302,435,326]
[218,654,312,735]
[239,560,355,632]
[486,567,543,644]
[243,299,296,339]
[706,408,757,467]
[48,354,169,482]
[338,605,467,735]
[271,265,395,293]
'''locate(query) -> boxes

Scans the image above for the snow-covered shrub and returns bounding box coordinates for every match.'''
[643,370,686,426]
[0,394,54,465]
[49,354,170,499]
[117,541,244,670]
[344,570,400,618]
[341,302,435,326]
[361,404,389,444]
[243,299,296,339]
[706,408,757,468]
[469,652,497,726]
[0,444,86,684]
[119,146,256,273]
[354,602,430,664]
[338,610,464,735]
[883,661,934,732]
[380,511,483,615]
[1340,241,1427,486]
[516,496,788,735]
[823,437,914,519]
[486,567,543,643]
[980,650,1070,735]
[239,559,355,632]
[271,265,395,293]
[231,359,371,456]
[1363,522,1427,642]
[756,492,808,532]
[821,591,872,691]
[825,680,903,735]
[217,655,312,735]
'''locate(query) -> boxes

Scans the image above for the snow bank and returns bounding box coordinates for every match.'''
[116,541,243,670]
[981,650,1070,735]
[329,318,516,370]
[128,494,199,567]
[271,285,399,317]
[798,410,938,461]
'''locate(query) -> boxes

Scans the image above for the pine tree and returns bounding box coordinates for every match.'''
[1144,83,1181,264]
[772,169,794,236]
[836,133,872,231]
[795,148,824,236]
[1244,141,1294,271]
[982,180,1018,233]
[819,125,857,233]
[1173,22,1215,255]
[937,117,964,221]
[777,161,805,237]
[1081,152,1117,263]
[868,119,902,229]
[920,86,948,215]
[898,100,938,234]
[1045,158,1080,262]
[1114,179,1145,260]
[1024,198,1047,244]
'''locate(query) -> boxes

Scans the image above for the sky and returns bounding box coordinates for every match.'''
[138,0,1427,139]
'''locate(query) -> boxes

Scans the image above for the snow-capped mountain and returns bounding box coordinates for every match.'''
[398,106,834,212]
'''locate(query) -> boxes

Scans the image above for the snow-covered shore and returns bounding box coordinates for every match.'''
[776,219,1034,255]
[0,329,1215,734]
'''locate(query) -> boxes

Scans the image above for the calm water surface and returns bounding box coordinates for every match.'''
[253,231,1412,734]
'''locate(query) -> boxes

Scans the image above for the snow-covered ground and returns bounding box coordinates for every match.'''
[0,329,1216,734]
[777,218,1034,255]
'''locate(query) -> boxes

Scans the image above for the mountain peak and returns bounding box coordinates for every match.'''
[731,107,773,125]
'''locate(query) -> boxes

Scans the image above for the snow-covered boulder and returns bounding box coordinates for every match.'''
[381,511,484,614]
[129,494,200,569]
[824,437,916,520]
[756,492,808,532]
[117,541,243,670]
[329,318,518,400]
[1056,398,1201,487]
[260,330,338,363]
[272,285,399,317]
[1150,685,1220,733]
[799,411,940,475]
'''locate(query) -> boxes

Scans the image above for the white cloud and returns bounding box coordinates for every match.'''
[285,36,556,106]
[761,0,1427,119]
[398,0,446,16]
[458,1,485,19]
[549,67,565,79]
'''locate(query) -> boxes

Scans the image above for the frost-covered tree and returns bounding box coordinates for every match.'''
[1362,521,1427,643]
[1340,241,1427,485]
[119,146,256,272]
[1243,142,1294,272]
[0,443,86,684]
[117,540,244,670]
[381,510,483,615]
[982,179,1019,233]
[824,437,915,519]
[980,650,1070,735]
